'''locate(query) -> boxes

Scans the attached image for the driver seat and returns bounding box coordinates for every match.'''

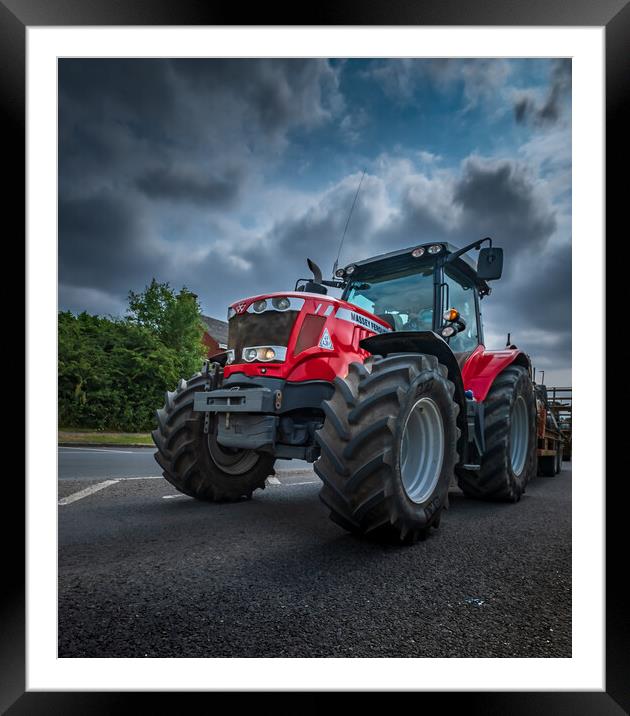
[375,313,402,331]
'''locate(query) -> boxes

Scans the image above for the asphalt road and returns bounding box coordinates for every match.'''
[58,451,571,658]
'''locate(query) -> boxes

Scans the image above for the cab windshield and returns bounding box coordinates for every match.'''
[345,266,435,331]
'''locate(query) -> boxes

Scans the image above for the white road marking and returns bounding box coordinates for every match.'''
[58,447,136,454]
[58,479,119,506]
[122,475,163,480]
[61,475,163,481]
[58,473,320,505]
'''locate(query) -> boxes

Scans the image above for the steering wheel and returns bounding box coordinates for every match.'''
[407,307,433,331]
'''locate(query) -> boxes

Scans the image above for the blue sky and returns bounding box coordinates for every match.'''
[58,58,571,383]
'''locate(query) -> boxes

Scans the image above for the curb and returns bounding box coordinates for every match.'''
[58,442,154,449]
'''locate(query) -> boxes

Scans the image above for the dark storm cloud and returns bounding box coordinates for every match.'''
[483,241,572,357]
[58,59,176,121]
[260,175,386,265]
[514,59,571,127]
[135,166,242,207]
[452,156,557,250]
[58,58,341,202]
[373,156,557,256]
[59,59,341,147]
[170,59,342,136]
[510,242,571,328]
[58,57,342,312]
[59,194,161,293]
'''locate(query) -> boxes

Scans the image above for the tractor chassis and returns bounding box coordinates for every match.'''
[194,373,332,461]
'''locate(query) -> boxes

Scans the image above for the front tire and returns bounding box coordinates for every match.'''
[458,364,536,501]
[314,353,459,542]
[152,373,275,501]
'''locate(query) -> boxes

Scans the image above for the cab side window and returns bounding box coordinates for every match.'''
[444,269,479,352]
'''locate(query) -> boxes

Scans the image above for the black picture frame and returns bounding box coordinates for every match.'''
[6,1,623,712]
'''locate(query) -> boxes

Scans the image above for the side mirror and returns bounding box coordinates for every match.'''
[477,247,503,281]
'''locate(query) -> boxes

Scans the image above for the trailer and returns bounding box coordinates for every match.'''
[534,384,570,476]
[547,386,572,461]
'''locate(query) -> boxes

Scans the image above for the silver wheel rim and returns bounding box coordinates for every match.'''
[510,395,529,477]
[400,397,444,504]
[207,434,260,475]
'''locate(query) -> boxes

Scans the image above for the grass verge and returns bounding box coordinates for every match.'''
[59,429,153,447]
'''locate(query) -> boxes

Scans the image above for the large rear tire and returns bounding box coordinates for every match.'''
[458,364,536,501]
[314,353,459,543]
[152,372,275,501]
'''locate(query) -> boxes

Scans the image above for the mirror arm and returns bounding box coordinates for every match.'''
[446,236,492,263]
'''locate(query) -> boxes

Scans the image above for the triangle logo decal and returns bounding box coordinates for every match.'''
[319,327,334,350]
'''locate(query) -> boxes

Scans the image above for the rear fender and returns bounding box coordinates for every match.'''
[360,331,468,451]
[461,347,532,403]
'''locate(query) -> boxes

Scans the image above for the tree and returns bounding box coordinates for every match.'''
[58,280,209,431]
[127,279,207,376]
[126,278,174,334]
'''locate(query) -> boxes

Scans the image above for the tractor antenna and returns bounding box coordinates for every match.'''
[506,332,511,347]
[332,169,366,276]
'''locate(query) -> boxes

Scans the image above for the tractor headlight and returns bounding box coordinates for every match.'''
[226,349,235,364]
[335,268,345,278]
[411,247,425,258]
[272,296,290,311]
[242,346,287,363]
[253,299,267,313]
[428,244,443,254]
[441,325,456,338]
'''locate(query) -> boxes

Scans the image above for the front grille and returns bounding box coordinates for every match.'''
[228,311,298,362]
[294,314,326,355]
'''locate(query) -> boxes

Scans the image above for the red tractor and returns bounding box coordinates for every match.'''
[153,238,537,542]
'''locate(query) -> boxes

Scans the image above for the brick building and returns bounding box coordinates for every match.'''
[201,315,228,358]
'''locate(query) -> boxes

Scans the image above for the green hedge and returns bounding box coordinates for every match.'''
[58,281,208,431]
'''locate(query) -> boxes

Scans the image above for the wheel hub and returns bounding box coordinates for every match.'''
[400,397,444,503]
[207,433,260,475]
[510,395,529,477]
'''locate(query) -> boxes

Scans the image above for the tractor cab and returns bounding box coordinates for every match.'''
[339,239,502,354]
